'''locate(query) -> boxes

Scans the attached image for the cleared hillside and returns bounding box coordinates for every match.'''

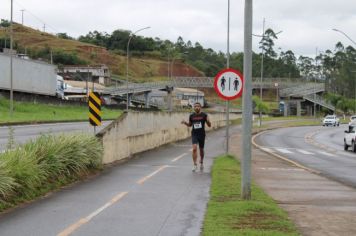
[0,24,203,82]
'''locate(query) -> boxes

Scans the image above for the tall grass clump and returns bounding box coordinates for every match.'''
[0,133,103,211]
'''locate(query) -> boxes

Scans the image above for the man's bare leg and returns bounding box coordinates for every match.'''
[192,144,198,165]
[199,148,204,171]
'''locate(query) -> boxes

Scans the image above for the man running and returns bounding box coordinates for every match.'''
[181,102,211,172]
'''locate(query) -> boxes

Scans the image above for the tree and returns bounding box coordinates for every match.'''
[0,19,10,27]
[252,95,269,114]
[259,28,279,58]
[57,33,73,40]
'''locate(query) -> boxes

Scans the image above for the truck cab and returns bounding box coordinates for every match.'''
[344,123,356,152]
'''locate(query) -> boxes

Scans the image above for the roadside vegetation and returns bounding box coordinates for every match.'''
[0,133,103,212]
[203,155,299,236]
[0,98,122,124]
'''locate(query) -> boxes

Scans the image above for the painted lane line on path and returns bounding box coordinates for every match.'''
[137,165,169,185]
[57,192,128,236]
[171,153,187,162]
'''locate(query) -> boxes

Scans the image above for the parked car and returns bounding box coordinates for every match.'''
[349,115,356,125]
[344,124,356,152]
[322,115,340,126]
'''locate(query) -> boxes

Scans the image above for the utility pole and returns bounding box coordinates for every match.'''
[314,47,317,118]
[43,24,46,32]
[225,0,230,155]
[10,0,14,116]
[242,0,253,200]
[21,9,25,25]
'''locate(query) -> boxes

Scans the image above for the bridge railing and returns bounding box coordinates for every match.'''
[304,94,335,111]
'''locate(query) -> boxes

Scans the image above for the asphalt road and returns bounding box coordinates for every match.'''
[0,125,236,236]
[0,121,112,151]
[255,124,356,188]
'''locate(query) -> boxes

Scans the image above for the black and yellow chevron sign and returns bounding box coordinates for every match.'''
[89,92,102,126]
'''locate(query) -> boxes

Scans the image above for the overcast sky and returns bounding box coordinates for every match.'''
[1,0,356,57]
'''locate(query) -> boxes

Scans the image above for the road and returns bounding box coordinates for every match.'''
[0,121,112,151]
[255,124,356,188]
[0,124,235,236]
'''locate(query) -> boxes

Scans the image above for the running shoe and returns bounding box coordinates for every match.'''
[200,163,204,171]
[192,165,198,172]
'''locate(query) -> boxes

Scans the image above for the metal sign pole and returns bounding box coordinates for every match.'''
[225,0,230,155]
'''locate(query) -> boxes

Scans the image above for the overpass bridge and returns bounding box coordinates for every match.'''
[68,77,332,114]
[279,83,334,116]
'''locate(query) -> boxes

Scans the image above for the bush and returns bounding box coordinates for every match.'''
[0,133,103,209]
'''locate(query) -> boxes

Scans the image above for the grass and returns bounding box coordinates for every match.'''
[0,133,103,212]
[0,98,122,124]
[203,155,299,236]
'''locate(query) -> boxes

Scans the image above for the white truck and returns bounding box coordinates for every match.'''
[344,121,356,152]
[0,53,64,97]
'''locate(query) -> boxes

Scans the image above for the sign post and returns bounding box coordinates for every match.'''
[214,68,244,153]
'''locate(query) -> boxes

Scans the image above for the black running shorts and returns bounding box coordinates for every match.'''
[192,135,205,148]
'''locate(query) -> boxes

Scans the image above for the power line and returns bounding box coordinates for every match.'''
[13,0,60,34]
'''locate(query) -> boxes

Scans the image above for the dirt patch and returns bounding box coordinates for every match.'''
[232,212,288,232]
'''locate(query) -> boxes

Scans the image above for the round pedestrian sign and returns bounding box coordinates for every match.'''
[214,68,244,100]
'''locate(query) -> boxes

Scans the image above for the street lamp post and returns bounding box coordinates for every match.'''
[169,52,189,111]
[253,21,282,126]
[126,26,150,112]
[10,0,14,116]
[259,18,265,127]
[332,29,356,114]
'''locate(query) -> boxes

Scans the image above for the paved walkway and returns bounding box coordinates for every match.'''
[230,125,356,236]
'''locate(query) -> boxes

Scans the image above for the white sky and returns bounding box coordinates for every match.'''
[1,0,356,57]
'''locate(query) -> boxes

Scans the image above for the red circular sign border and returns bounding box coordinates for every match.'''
[214,68,244,101]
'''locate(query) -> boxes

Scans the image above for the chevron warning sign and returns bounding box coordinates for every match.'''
[89,92,101,126]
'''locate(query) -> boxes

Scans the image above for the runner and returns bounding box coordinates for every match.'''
[181,102,211,172]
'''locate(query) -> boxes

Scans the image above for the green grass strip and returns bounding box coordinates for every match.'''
[0,98,122,124]
[203,155,299,236]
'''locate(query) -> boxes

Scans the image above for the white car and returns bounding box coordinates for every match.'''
[344,124,356,152]
[322,115,340,126]
[349,115,356,126]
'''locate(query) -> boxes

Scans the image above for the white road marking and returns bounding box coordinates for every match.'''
[171,153,187,162]
[318,151,335,157]
[296,149,314,155]
[137,165,169,185]
[57,192,128,236]
[275,148,293,154]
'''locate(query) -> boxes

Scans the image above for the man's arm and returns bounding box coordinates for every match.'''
[206,115,211,127]
[181,119,192,127]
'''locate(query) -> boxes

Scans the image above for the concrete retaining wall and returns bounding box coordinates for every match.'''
[97,111,241,164]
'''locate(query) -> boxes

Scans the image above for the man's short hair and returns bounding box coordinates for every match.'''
[194,102,201,107]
